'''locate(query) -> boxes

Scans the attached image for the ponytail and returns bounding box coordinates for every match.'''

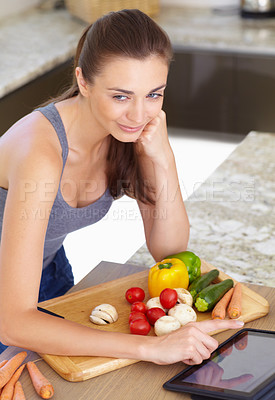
[39,25,91,105]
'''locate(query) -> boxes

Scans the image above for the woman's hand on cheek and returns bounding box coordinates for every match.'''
[135,110,173,165]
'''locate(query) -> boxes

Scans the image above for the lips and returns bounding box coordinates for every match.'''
[118,123,144,133]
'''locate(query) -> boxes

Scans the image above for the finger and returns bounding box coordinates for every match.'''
[192,319,244,334]
[143,116,160,130]
[221,374,254,389]
[147,117,160,127]
[185,326,219,354]
[158,109,166,121]
[207,368,220,385]
[183,355,203,365]
[193,337,213,361]
[203,335,219,354]
[182,335,214,366]
[182,347,203,366]
[178,325,218,356]
[182,358,195,365]
[212,364,224,386]
[199,367,207,383]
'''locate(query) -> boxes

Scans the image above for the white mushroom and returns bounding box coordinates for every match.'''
[154,316,181,336]
[168,304,197,326]
[146,297,166,312]
[174,288,193,307]
[89,304,118,325]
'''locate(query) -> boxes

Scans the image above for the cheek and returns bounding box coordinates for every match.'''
[104,99,126,117]
[148,100,163,118]
[95,98,122,121]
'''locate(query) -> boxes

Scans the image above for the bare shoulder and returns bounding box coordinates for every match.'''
[0,110,63,188]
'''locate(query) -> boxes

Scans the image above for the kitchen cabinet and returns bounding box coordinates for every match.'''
[236,55,275,133]
[0,59,73,135]
[164,50,275,134]
[164,51,236,132]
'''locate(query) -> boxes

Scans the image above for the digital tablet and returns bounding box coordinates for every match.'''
[163,328,275,400]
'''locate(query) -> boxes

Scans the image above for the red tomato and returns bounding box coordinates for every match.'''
[125,287,145,304]
[220,343,233,357]
[130,319,151,335]
[234,333,248,351]
[129,311,147,324]
[159,288,178,309]
[146,307,166,326]
[131,302,147,314]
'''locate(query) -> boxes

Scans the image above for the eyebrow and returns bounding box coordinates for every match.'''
[107,84,167,95]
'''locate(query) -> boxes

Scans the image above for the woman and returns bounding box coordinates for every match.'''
[0,9,243,362]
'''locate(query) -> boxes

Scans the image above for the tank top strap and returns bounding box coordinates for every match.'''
[35,102,69,169]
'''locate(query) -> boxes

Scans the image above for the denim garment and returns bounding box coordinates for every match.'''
[0,246,74,353]
[38,245,74,302]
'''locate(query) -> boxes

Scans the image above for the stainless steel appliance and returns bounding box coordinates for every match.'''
[241,0,275,17]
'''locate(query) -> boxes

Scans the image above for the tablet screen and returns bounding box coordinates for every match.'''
[165,330,275,399]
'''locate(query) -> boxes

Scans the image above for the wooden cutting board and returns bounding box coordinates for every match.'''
[38,260,269,382]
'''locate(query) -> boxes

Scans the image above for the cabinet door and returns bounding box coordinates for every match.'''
[164,51,236,132]
[236,55,275,134]
[0,59,73,135]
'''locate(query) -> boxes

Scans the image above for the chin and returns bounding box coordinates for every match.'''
[111,131,141,143]
[114,136,138,144]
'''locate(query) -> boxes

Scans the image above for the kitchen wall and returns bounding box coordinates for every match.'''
[0,0,43,20]
[160,0,239,7]
[0,0,240,21]
[0,0,240,20]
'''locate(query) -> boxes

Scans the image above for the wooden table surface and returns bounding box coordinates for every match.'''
[1,261,274,400]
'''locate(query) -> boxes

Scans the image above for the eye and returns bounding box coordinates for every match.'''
[147,92,163,99]
[113,95,128,101]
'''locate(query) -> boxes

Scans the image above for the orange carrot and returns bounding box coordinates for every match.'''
[0,353,27,389]
[212,287,234,320]
[0,364,25,400]
[0,361,9,396]
[12,381,26,400]
[228,282,242,319]
[27,362,54,399]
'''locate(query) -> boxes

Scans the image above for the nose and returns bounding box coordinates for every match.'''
[126,99,145,124]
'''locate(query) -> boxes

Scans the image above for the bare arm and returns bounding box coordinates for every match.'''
[137,110,190,261]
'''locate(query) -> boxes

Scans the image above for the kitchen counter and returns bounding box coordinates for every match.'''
[0,7,86,99]
[1,261,274,399]
[156,6,275,56]
[127,131,275,288]
[2,5,275,99]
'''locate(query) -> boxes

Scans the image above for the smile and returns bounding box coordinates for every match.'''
[118,123,144,133]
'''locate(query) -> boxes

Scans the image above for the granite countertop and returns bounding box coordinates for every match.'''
[156,6,275,56]
[127,131,275,288]
[2,5,275,99]
[0,7,86,99]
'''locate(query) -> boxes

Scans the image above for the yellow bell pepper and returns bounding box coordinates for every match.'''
[148,258,189,298]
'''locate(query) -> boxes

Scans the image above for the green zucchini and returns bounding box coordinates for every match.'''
[188,269,219,299]
[194,279,234,312]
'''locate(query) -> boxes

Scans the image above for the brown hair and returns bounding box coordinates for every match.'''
[49,9,173,204]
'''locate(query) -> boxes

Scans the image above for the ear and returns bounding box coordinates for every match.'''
[75,67,89,97]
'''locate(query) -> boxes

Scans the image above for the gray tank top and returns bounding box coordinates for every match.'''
[0,103,113,269]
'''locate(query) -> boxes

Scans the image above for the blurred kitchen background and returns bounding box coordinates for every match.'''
[1,0,274,283]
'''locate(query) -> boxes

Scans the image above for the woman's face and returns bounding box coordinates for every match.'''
[81,55,168,142]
